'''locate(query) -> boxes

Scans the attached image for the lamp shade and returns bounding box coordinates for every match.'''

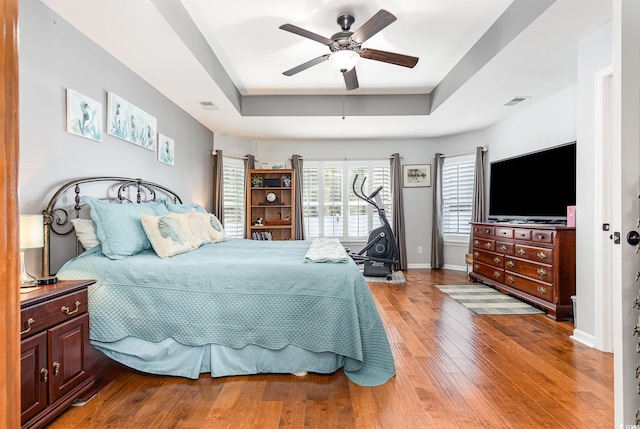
[329,50,360,73]
[20,214,44,250]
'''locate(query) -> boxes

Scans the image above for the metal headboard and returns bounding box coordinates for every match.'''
[42,176,183,276]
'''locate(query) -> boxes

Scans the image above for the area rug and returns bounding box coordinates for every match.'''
[362,270,406,284]
[435,284,544,315]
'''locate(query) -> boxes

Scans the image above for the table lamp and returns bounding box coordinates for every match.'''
[19,214,44,288]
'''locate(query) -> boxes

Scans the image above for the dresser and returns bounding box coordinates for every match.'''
[20,280,101,429]
[469,222,576,320]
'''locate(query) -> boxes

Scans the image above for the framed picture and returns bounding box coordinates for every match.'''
[403,164,431,187]
[66,89,103,142]
[157,134,174,165]
[261,162,286,170]
[107,92,157,151]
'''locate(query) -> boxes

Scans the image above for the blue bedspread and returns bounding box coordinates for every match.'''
[57,239,395,386]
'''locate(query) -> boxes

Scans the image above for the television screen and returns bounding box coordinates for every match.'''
[488,142,576,223]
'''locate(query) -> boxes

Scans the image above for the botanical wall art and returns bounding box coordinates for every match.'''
[66,89,103,142]
[157,134,175,165]
[107,92,157,150]
[403,164,431,187]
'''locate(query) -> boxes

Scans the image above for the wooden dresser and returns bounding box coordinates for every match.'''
[20,280,101,429]
[469,222,576,320]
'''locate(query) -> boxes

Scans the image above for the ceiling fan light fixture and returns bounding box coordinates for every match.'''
[329,50,360,73]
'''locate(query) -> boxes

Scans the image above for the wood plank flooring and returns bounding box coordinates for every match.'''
[46,269,613,428]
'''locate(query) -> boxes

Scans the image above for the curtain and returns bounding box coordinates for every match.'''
[390,153,407,270]
[213,149,224,223]
[291,154,305,240]
[431,153,445,269]
[469,146,487,253]
[244,154,255,170]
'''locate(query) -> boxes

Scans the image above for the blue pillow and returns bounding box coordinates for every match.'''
[82,196,169,259]
[163,200,207,214]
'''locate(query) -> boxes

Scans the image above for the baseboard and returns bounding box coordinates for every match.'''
[570,329,595,348]
[407,263,430,269]
[443,264,466,272]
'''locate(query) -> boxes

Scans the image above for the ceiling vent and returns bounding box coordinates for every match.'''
[503,96,530,106]
[199,101,219,110]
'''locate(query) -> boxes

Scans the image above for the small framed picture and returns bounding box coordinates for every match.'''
[157,134,174,165]
[261,162,286,170]
[403,164,431,187]
[66,89,103,142]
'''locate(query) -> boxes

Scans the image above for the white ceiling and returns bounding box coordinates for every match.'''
[41,0,611,141]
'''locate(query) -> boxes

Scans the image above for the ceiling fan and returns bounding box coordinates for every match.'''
[279,9,419,90]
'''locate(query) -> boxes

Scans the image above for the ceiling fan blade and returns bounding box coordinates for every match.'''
[343,67,359,91]
[351,9,397,44]
[279,24,334,46]
[283,54,330,76]
[361,48,419,68]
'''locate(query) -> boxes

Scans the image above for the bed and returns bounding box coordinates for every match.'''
[43,177,395,387]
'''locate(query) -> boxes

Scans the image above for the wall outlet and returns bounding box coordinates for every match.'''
[417,246,424,254]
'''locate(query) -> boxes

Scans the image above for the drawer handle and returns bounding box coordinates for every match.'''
[474,251,480,257]
[537,286,548,295]
[474,240,479,245]
[493,257,501,263]
[41,368,48,383]
[507,276,515,283]
[485,229,491,234]
[53,362,61,376]
[494,271,501,279]
[536,268,548,277]
[506,261,515,268]
[473,264,480,270]
[536,251,548,260]
[61,301,81,316]
[500,245,508,251]
[485,242,493,249]
[20,317,35,335]
[517,249,526,255]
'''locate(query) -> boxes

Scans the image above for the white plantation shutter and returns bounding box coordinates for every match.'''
[303,160,391,241]
[442,155,475,235]
[222,158,245,238]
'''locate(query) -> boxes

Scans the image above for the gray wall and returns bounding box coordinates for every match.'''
[19,0,214,273]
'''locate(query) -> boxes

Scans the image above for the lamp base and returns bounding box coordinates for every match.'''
[19,249,39,288]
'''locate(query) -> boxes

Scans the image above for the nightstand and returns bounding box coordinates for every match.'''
[20,279,98,429]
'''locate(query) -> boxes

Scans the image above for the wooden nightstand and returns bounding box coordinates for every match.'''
[20,279,98,429]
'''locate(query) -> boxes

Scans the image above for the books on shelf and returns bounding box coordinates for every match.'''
[251,230,273,240]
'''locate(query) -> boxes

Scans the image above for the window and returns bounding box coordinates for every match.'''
[442,154,475,236]
[222,158,245,238]
[302,160,391,242]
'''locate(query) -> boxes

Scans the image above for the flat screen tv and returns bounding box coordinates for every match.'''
[488,142,576,223]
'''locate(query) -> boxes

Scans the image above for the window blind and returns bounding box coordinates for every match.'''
[222,158,245,238]
[442,157,475,235]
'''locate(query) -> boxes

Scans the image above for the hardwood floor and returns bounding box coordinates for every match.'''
[46,269,613,428]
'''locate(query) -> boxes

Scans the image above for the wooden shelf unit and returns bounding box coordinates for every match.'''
[246,169,295,240]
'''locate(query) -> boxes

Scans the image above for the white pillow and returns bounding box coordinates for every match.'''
[171,210,211,249]
[70,218,100,249]
[140,213,193,258]
[195,212,228,243]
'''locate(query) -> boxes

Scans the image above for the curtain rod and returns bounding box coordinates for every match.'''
[211,150,259,161]
[439,146,487,159]
[288,155,403,161]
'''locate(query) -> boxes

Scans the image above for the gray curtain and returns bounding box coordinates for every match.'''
[244,154,255,170]
[291,154,305,240]
[469,147,487,253]
[431,154,445,269]
[213,150,224,223]
[390,153,407,270]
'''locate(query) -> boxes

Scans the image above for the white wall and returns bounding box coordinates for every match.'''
[19,0,214,273]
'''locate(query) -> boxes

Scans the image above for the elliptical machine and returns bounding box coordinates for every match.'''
[349,175,399,280]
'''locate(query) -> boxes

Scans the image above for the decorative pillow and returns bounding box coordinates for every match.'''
[70,218,100,249]
[82,196,170,259]
[140,213,193,258]
[195,212,228,243]
[163,200,208,214]
[171,210,211,249]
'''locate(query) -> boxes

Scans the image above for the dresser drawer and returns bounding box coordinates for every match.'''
[20,290,88,339]
[513,229,532,241]
[473,237,496,251]
[505,257,554,283]
[481,226,495,236]
[503,273,554,303]
[514,244,553,263]
[495,241,514,255]
[495,227,514,239]
[473,250,504,268]
[473,261,504,282]
[532,230,554,243]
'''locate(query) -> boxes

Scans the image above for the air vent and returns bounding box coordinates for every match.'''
[199,101,219,110]
[503,96,530,106]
